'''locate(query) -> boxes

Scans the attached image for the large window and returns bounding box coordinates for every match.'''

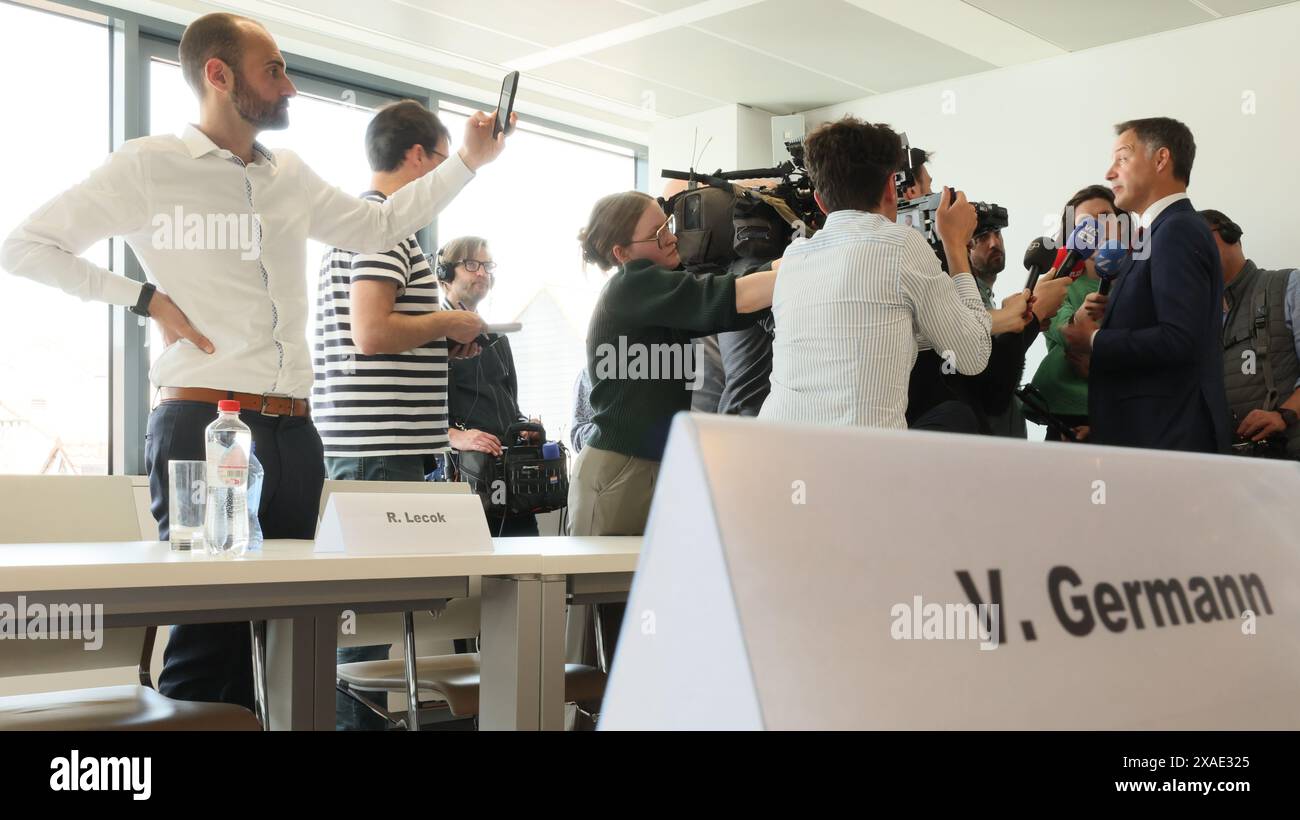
[437,103,637,443]
[0,1,111,475]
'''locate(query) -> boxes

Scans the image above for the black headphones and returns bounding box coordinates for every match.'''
[435,245,455,283]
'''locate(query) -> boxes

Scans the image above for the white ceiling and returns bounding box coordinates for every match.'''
[117,0,1298,137]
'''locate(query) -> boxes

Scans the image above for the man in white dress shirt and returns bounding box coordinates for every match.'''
[0,12,510,711]
[759,116,993,429]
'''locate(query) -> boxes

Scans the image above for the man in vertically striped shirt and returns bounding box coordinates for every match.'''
[760,117,994,429]
[311,101,488,729]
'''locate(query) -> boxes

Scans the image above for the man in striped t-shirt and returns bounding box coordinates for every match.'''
[312,101,487,484]
[312,101,490,730]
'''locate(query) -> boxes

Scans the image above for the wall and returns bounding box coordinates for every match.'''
[649,103,778,195]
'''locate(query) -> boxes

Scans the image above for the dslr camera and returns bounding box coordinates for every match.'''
[894,133,1007,262]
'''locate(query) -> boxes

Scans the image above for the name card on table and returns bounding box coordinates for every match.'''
[315,492,493,555]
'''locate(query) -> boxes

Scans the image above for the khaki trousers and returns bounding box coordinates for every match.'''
[565,446,661,674]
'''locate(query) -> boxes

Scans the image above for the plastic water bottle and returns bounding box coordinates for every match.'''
[204,400,251,556]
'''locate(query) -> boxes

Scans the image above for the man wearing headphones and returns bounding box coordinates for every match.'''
[1201,209,1300,457]
[435,236,542,536]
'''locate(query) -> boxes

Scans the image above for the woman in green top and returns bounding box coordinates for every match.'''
[569,190,778,537]
[1030,184,1122,439]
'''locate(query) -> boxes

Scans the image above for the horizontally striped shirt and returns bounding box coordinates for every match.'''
[759,209,991,429]
[311,191,449,457]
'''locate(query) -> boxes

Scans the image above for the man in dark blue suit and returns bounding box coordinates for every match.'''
[1063,117,1230,453]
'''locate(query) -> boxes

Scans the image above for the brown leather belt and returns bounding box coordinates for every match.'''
[159,387,310,417]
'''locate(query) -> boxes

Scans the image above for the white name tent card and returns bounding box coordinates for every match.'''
[601,413,1300,730]
[315,492,493,555]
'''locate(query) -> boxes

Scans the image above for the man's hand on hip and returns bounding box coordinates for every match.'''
[151,290,213,353]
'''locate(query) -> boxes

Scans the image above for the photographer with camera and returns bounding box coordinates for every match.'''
[757,116,992,429]
[1200,209,1300,458]
[894,139,1041,433]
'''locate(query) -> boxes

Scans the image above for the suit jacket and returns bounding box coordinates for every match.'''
[1089,198,1231,453]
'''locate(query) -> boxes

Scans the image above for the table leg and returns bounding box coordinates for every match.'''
[479,575,541,730]
[266,616,317,730]
[314,611,338,731]
[539,575,568,731]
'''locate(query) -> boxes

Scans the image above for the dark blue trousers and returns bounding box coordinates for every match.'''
[145,400,324,709]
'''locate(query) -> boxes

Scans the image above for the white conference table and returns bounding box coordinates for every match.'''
[0,535,642,730]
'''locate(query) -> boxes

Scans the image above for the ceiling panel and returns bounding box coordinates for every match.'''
[583,25,869,114]
[963,0,1214,51]
[695,0,995,94]
[403,0,655,48]
[277,0,538,64]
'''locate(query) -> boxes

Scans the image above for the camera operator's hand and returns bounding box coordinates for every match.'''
[935,187,977,248]
[457,110,515,171]
[1237,409,1286,442]
[935,187,977,278]
[450,427,503,456]
[990,289,1034,335]
[1032,270,1073,326]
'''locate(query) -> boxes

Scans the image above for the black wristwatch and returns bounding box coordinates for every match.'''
[1279,408,1299,429]
[129,282,156,317]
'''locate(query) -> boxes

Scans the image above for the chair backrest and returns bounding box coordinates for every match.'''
[130,475,158,540]
[0,475,142,542]
[318,480,480,648]
[0,475,150,677]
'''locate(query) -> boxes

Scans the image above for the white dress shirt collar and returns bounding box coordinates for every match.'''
[1140,191,1189,231]
[180,123,276,166]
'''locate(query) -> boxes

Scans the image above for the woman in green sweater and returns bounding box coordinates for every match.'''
[1030,184,1122,439]
[570,190,778,537]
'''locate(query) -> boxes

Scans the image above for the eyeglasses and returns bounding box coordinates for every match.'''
[630,214,676,249]
[458,259,497,274]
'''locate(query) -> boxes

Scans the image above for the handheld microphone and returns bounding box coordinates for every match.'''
[1023,237,1058,292]
[1094,243,1128,295]
[1050,217,1100,285]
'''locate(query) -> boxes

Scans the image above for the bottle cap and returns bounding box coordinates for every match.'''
[218,400,242,413]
